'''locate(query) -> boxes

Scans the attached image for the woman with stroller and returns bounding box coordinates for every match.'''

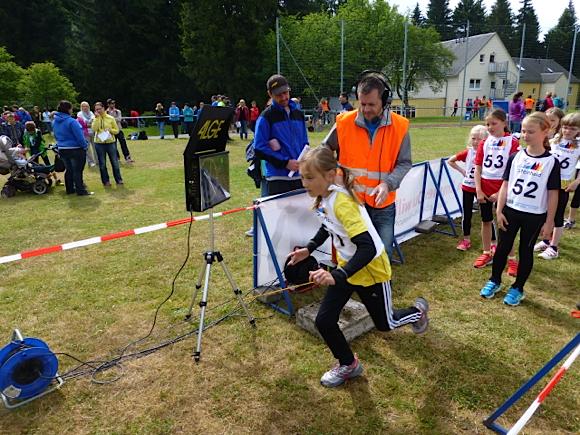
[52,100,93,196]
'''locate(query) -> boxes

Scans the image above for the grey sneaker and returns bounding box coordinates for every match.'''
[411,297,429,335]
[320,355,363,388]
[563,219,576,229]
[245,227,254,237]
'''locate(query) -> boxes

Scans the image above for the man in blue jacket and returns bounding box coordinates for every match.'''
[254,74,309,195]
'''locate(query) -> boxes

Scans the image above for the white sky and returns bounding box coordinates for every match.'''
[388,0,578,38]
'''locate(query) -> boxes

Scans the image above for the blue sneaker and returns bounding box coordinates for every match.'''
[503,287,525,306]
[480,281,501,299]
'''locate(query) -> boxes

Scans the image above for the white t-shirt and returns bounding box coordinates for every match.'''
[550,139,580,184]
[505,150,560,214]
[481,135,516,180]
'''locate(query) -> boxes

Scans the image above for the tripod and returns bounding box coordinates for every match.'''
[185,209,255,362]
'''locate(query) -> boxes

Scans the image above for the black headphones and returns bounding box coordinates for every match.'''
[353,70,392,109]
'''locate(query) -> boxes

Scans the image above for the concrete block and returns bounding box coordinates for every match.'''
[296,299,375,342]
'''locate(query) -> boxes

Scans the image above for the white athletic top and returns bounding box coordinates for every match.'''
[550,139,580,186]
[462,148,477,190]
[505,150,559,214]
[481,135,515,180]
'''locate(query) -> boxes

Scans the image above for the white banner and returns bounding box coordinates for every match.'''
[255,192,332,287]
[255,159,464,287]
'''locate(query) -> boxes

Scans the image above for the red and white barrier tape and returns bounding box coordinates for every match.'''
[0,205,255,265]
[507,343,580,435]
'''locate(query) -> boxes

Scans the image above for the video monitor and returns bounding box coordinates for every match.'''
[185,151,230,212]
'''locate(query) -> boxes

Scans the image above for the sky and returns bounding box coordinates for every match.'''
[387,0,578,38]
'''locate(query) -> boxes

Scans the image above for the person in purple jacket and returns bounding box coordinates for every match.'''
[508,92,525,133]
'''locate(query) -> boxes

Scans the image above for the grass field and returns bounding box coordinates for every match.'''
[0,126,578,434]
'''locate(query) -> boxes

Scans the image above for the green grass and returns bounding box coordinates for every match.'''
[0,128,578,434]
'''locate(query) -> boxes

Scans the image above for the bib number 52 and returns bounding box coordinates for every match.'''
[512,178,538,198]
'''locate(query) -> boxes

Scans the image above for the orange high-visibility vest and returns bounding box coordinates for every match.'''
[336,110,408,208]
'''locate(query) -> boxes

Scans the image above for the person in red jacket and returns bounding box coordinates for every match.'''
[249,100,260,134]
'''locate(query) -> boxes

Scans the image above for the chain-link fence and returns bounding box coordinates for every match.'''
[276,17,580,124]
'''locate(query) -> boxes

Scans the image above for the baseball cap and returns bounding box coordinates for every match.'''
[267,74,290,96]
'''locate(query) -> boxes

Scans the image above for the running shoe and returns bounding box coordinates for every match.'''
[320,355,363,388]
[507,258,519,277]
[473,252,493,268]
[538,247,558,260]
[490,244,497,255]
[533,240,550,252]
[411,297,429,334]
[503,287,525,306]
[563,219,576,229]
[456,239,471,251]
[245,227,254,237]
[480,280,501,299]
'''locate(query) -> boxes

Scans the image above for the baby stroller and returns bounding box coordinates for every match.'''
[0,144,64,198]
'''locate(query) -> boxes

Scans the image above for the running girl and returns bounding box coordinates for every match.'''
[480,112,560,306]
[287,147,429,388]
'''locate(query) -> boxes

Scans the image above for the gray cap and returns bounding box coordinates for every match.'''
[267,74,290,96]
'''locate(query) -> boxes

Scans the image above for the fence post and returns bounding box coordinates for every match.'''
[340,19,344,94]
[276,16,281,74]
[515,23,526,94]
[565,24,578,110]
[402,20,408,115]
[459,21,470,125]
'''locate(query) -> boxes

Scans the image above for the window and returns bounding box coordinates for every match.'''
[532,88,536,94]
[490,54,495,63]
[517,63,525,71]
[490,81,496,89]
[547,67,553,73]
[469,79,481,90]
[569,87,573,96]
[480,54,485,63]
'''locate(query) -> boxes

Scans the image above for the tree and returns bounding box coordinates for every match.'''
[426,0,454,40]
[515,0,543,58]
[181,0,278,100]
[452,0,487,37]
[276,0,454,107]
[64,0,192,110]
[0,0,71,67]
[411,3,425,27]
[486,0,517,55]
[0,47,26,107]
[19,62,78,109]
[543,1,578,76]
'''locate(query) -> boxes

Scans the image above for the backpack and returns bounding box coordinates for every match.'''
[245,139,261,188]
[137,130,148,140]
[245,108,275,188]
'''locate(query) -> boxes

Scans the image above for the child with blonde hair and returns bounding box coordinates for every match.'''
[535,112,580,258]
[480,112,560,306]
[448,125,489,250]
[287,146,428,387]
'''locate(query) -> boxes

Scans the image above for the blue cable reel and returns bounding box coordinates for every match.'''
[0,329,63,409]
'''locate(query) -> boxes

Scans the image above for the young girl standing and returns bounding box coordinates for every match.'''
[448,125,489,250]
[545,107,565,140]
[480,112,560,306]
[534,112,580,259]
[287,147,429,388]
[474,109,520,272]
